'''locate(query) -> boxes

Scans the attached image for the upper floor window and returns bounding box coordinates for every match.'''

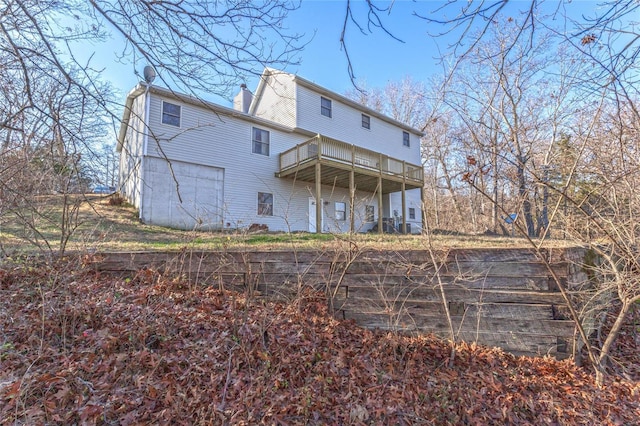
[258,192,273,216]
[252,127,270,156]
[402,131,410,147]
[409,208,416,220]
[162,101,181,127]
[335,202,346,221]
[321,97,332,118]
[361,114,370,129]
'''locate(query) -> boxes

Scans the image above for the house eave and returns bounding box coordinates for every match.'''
[116,84,147,152]
[117,82,309,154]
[145,85,298,134]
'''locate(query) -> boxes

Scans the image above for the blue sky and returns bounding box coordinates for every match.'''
[98,0,445,105]
[92,0,603,107]
[279,0,445,94]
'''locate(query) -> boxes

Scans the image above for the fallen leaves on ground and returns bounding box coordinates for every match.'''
[0,260,638,425]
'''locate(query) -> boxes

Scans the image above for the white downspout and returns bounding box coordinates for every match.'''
[139,85,151,221]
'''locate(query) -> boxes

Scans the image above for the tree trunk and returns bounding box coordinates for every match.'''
[517,159,536,237]
[596,298,634,387]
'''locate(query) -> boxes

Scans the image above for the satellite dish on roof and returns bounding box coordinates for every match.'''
[143,65,156,84]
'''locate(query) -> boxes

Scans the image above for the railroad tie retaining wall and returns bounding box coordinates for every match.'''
[93,248,587,359]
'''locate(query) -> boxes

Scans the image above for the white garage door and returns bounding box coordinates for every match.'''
[143,157,224,230]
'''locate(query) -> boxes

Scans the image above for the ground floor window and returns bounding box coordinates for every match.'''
[258,192,273,216]
[365,205,374,222]
[335,202,346,220]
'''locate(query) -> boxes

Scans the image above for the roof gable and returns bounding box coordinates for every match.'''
[250,68,424,136]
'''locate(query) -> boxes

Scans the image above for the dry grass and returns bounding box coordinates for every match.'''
[0,194,579,254]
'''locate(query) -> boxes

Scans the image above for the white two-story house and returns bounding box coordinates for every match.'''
[117,68,424,234]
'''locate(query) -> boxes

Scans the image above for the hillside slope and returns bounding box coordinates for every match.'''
[1,261,638,425]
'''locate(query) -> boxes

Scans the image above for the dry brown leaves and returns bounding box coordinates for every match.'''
[0,259,638,425]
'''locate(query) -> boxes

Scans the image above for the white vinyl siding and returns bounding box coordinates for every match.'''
[118,94,147,209]
[143,94,313,232]
[251,71,297,127]
[295,85,421,164]
[388,190,422,234]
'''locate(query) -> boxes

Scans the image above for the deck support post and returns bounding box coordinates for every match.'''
[401,161,407,234]
[401,183,407,234]
[349,170,355,233]
[377,176,383,234]
[315,162,322,234]
[421,185,426,235]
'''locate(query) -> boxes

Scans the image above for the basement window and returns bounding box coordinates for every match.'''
[161,101,181,127]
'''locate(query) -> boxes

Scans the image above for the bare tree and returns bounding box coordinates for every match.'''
[338,1,640,385]
[345,76,429,127]
[0,66,111,254]
[1,0,304,254]
[421,112,468,231]
[89,0,304,96]
[439,18,562,236]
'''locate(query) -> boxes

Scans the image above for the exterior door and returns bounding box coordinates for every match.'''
[308,197,323,233]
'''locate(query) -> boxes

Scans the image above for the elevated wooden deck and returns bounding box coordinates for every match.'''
[276,135,424,194]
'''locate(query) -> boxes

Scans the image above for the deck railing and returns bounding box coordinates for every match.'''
[279,135,424,183]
